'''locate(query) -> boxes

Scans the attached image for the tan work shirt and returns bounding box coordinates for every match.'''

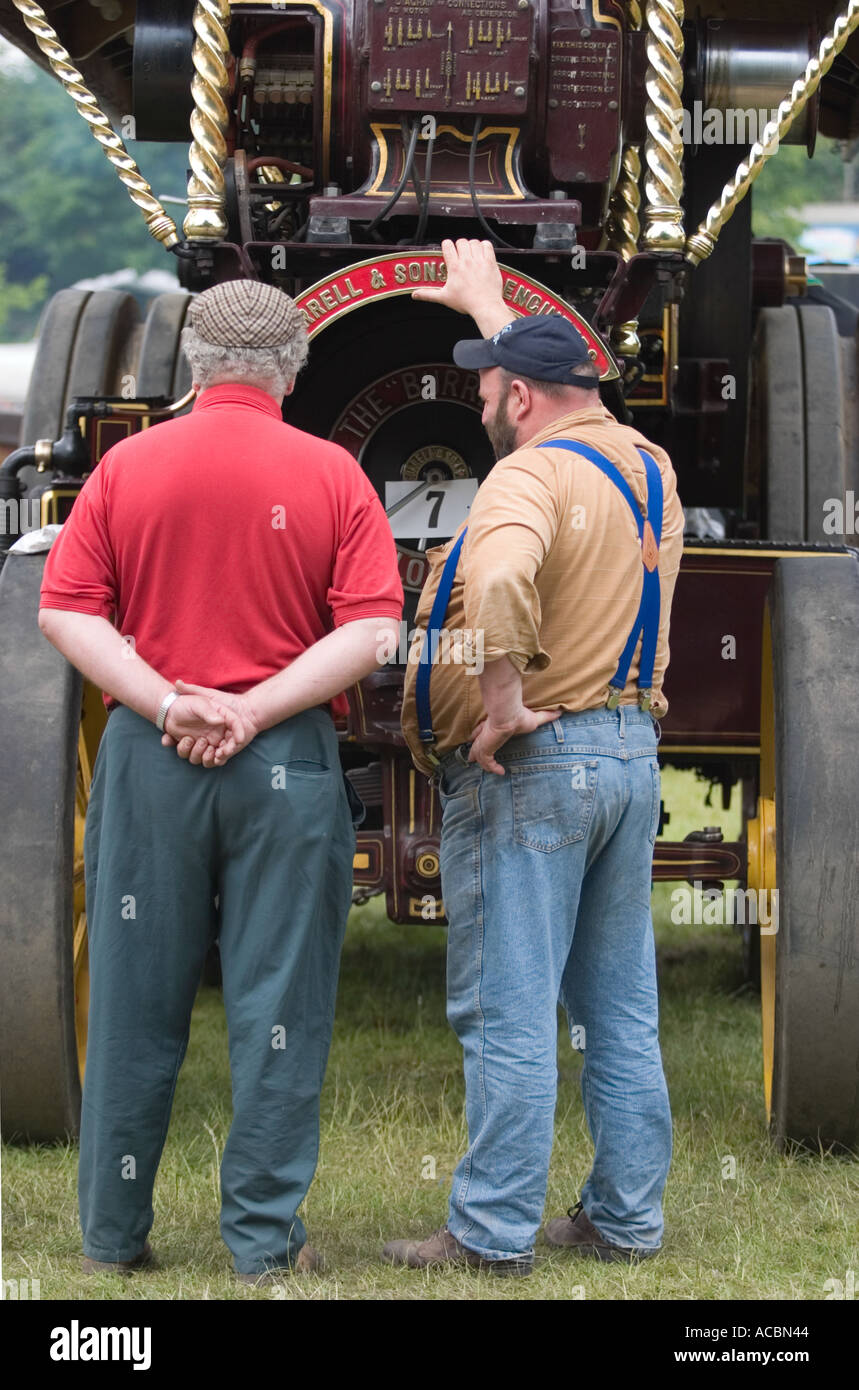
[400,404,684,778]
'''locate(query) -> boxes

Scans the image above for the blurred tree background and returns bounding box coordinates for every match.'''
[749,137,846,245]
[0,41,851,340]
[0,45,187,340]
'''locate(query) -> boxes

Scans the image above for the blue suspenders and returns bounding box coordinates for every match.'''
[415,441,663,761]
[415,526,467,750]
[542,441,664,709]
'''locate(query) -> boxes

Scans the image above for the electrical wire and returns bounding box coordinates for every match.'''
[363,117,421,238]
[468,115,517,250]
[414,128,435,243]
[401,114,423,206]
[268,197,310,234]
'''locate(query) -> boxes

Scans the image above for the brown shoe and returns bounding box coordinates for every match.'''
[543,1202,659,1263]
[383,1226,532,1277]
[235,1243,324,1284]
[81,1241,156,1276]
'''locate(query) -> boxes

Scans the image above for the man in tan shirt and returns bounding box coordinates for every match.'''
[384,240,683,1276]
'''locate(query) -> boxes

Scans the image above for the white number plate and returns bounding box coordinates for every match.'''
[384,479,478,538]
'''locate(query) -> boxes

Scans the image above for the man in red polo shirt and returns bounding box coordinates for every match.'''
[38,279,403,1283]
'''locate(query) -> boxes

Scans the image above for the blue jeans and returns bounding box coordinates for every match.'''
[437,705,672,1260]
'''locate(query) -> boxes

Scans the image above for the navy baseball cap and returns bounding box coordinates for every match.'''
[453,315,600,386]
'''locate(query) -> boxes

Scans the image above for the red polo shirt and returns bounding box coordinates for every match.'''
[40,383,404,718]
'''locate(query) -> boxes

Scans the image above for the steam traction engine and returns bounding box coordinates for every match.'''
[1,0,858,1153]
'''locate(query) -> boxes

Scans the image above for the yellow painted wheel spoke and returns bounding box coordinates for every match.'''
[749,612,777,1123]
[73,685,106,1087]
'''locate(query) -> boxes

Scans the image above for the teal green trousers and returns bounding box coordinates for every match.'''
[79,704,355,1274]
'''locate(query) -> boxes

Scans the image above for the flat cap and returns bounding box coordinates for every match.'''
[187,279,306,348]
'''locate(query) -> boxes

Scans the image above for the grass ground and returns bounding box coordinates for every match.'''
[2,769,857,1301]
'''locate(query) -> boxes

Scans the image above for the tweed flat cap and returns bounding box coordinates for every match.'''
[187,279,306,348]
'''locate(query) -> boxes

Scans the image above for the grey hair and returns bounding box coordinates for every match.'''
[180,324,309,397]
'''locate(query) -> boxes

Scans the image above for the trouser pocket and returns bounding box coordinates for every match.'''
[510,759,599,851]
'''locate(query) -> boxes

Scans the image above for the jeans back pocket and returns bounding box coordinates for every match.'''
[510,759,598,852]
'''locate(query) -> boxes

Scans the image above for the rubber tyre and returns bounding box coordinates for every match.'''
[767,554,859,1151]
[64,290,142,401]
[755,307,804,542]
[17,289,142,494]
[19,289,92,447]
[0,551,83,1141]
[136,292,193,399]
[755,304,855,543]
[797,306,848,543]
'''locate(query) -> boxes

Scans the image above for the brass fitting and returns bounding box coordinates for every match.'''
[10,0,178,249]
[785,253,808,299]
[641,0,686,253]
[607,146,644,357]
[34,439,54,472]
[415,851,440,879]
[605,3,644,356]
[685,1,859,267]
[184,0,232,242]
[608,0,644,266]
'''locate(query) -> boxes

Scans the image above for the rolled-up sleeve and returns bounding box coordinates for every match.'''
[39,462,117,618]
[326,477,404,628]
[462,451,559,672]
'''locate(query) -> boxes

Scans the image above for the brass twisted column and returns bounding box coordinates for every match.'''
[607,145,643,358]
[608,145,643,267]
[641,0,685,252]
[685,0,859,266]
[10,0,178,248]
[184,0,232,242]
[606,0,643,357]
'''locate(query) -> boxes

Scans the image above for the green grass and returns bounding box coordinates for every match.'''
[2,770,857,1300]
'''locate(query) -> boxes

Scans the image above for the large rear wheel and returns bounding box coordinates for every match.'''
[0,552,96,1140]
[748,555,859,1151]
[1,290,192,1140]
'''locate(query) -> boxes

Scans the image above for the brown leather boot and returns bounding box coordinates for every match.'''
[383,1226,532,1277]
[235,1243,324,1284]
[543,1202,659,1263]
[81,1241,156,1276]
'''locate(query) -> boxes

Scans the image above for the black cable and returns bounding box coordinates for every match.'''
[401,114,423,206]
[363,117,420,237]
[414,129,435,243]
[268,204,292,234]
[268,198,310,235]
[468,115,517,250]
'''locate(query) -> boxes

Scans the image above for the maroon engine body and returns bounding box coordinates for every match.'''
[14,0,859,922]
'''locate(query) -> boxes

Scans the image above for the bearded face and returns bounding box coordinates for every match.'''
[483,380,519,460]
